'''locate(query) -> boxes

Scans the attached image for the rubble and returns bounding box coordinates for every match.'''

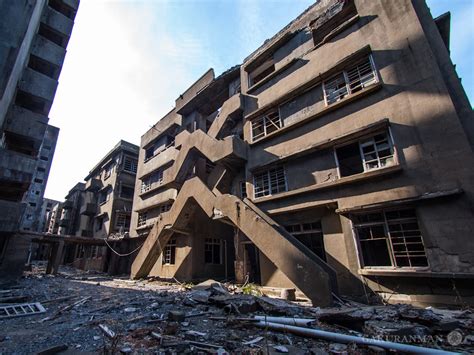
[0,264,472,354]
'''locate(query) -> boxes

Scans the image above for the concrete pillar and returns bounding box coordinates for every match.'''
[46,240,64,274]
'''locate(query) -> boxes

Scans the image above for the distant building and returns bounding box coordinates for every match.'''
[0,0,79,278]
[20,125,59,232]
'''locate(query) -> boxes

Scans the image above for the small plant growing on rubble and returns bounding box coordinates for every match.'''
[241,283,262,296]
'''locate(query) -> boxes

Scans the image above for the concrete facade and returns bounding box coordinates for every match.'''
[0,0,78,278]
[130,0,474,307]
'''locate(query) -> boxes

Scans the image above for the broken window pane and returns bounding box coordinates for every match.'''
[254,167,287,198]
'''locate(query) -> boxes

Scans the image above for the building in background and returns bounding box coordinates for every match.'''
[20,125,59,231]
[131,0,474,307]
[0,0,79,278]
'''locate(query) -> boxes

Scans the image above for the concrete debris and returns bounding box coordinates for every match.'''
[0,264,472,354]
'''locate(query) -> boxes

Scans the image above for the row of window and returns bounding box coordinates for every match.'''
[251,130,395,198]
[140,169,164,194]
[163,238,224,265]
[250,55,378,142]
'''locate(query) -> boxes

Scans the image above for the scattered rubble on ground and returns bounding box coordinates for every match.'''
[0,263,472,354]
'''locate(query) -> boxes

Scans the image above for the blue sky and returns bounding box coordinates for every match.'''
[45,0,474,201]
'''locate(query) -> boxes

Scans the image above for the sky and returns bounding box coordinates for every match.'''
[45,0,474,201]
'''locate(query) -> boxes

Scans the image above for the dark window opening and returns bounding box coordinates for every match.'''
[37,167,46,172]
[28,54,59,80]
[0,182,26,201]
[48,0,76,20]
[336,142,364,177]
[145,146,154,161]
[120,185,134,199]
[40,156,48,161]
[163,239,177,265]
[38,23,67,48]
[248,58,275,87]
[14,90,48,115]
[285,221,326,261]
[3,131,37,156]
[29,202,37,207]
[34,178,43,184]
[205,238,222,264]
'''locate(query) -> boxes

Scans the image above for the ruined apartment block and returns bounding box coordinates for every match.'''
[130,0,474,307]
[47,140,139,272]
[0,0,79,277]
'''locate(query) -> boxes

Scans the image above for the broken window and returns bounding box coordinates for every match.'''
[141,169,164,193]
[352,208,428,268]
[137,212,147,227]
[98,187,111,204]
[123,156,138,173]
[205,238,222,264]
[323,55,378,105]
[335,131,395,177]
[248,57,275,87]
[254,167,287,198]
[103,163,114,180]
[163,238,177,265]
[251,110,282,141]
[115,213,130,230]
[285,221,326,261]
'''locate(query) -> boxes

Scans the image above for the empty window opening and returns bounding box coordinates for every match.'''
[336,131,395,177]
[323,55,378,105]
[3,131,37,156]
[352,209,428,268]
[123,156,138,173]
[254,167,287,198]
[34,178,44,184]
[137,211,147,227]
[40,156,48,161]
[248,57,275,87]
[141,169,164,193]
[95,217,104,232]
[103,163,114,180]
[285,221,326,261]
[48,0,76,19]
[163,238,177,265]
[205,238,222,264]
[28,54,59,80]
[38,23,67,48]
[240,181,247,199]
[37,167,46,172]
[251,110,282,141]
[119,185,134,199]
[14,90,47,115]
[98,187,112,204]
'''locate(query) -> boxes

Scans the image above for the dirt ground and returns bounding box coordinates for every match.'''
[0,264,472,354]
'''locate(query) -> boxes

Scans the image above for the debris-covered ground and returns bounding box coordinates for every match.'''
[1,264,473,354]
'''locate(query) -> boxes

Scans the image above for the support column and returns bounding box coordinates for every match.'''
[46,240,64,275]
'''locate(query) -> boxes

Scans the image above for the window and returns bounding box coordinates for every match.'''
[29,202,37,207]
[163,238,177,265]
[254,167,287,198]
[352,209,428,268]
[120,185,134,199]
[123,156,138,173]
[141,170,164,193]
[103,163,114,180]
[251,110,282,141]
[115,213,131,230]
[91,246,98,258]
[145,146,155,161]
[137,212,147,227]
[285,221,326,261]
[323,55,378,105]
[34,178,43,184]
[240,181,247,199]
[76,245,85,258]
[205,238,222,264]
[98,187,112,204]
[95,217,104,232]
[248,57,275,87]
[37,167,46,172]
[39,156,48,161]
[336,131,395,177]
[160,204,172,213]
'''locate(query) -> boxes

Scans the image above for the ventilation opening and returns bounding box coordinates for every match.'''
[28,54,60,80]
[48,0,77,20]
[14,90,49,115]
[38,23,67,48]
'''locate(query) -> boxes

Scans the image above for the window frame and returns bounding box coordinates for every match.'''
[115,213,131,230]
[253,166,288,198]
[140,169,164,194]
[123,155,138,174]
[162,238,177,265]
[334,129,397,178]
[137,211,148,227]
[323,55,379,106]
[351,208,429,270]
[204,238,223,265]
[251,109,283,142]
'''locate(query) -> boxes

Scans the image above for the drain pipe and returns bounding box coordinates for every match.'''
[255,321,458,355]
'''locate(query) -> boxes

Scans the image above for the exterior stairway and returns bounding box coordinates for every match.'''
[131,175,336,306]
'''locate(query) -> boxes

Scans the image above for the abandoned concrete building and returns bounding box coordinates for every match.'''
[20,125,59,232]
[42,140,139,272]
[130,0,474,307]
[0,0,79,277]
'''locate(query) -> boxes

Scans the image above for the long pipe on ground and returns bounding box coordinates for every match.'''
[255,321,459,355]
[254,316,315,327]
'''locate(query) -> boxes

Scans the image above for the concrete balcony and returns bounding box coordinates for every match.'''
[80,203,97,216]
[31,35,66,68]
[41,6,74,37]
[135,188,177,212]
[0,148,36,185]
[18,68,58,103]
[85,178,102,192]
[3,105,48,147]
[140,147,179,179]
[0,200,25,233]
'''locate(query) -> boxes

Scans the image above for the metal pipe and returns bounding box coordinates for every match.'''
[254,316,315,327]
[255,321,459,355]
